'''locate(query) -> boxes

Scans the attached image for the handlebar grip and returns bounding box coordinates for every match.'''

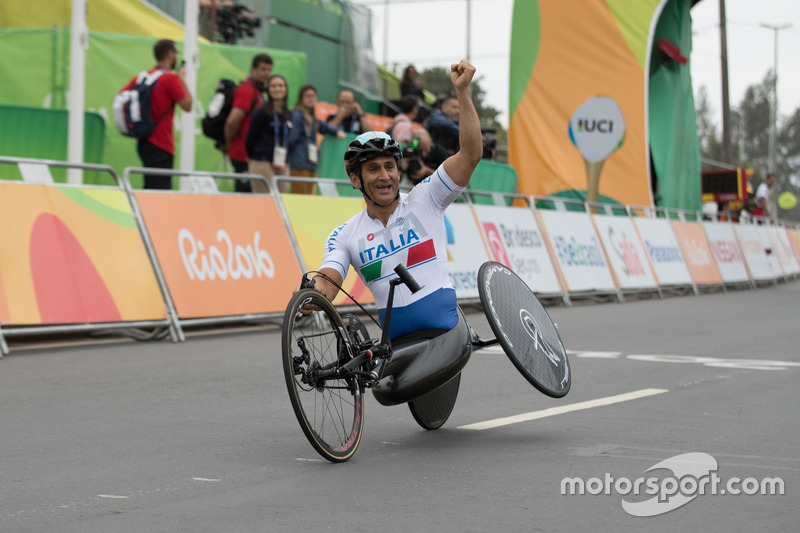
[393,264,422,294]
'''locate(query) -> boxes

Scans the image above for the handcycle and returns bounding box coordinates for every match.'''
[282,261,571,462]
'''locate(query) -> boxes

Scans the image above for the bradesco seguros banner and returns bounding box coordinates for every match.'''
[670,221,722,286]
[444,204,491,299]
[471,204,562,295]
[591,214,657,290]
[537,210,616,293]
[0,182,165,325]
[279,194,373,306]
[135,193,302,318]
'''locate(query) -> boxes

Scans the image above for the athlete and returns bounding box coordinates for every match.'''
[305,60,482,340]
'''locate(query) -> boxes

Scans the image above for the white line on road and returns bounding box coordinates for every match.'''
[458,388,669,431]
[97,494,129,499]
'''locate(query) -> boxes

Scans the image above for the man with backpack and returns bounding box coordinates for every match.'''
[222,53,273,192]
[118,39,192,189]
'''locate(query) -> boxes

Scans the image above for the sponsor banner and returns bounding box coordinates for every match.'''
[632,218,693,286]
[537,210,616,293]
[471,204,562,294]
[445,204,491,299]
[280,194,373,306]
[591,215,657,290]
[702,222,750,283]
[787,228,800,264]
[733,224,777,281]
[768,226,800,276]
[135,192,302,318]
[670,221,723,285]
[0,182,165,325]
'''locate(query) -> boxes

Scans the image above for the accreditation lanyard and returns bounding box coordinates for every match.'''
[272,110,290,169]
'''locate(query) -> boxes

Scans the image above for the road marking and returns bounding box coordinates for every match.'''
[458,388,669,431]
[97,494,129,499]
[192,477,221,483]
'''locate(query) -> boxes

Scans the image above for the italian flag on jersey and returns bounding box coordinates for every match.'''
[360,239,436,282]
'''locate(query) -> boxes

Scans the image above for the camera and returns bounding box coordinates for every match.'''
[217,4,262,44]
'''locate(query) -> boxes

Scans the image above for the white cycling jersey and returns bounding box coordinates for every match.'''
[320,164,465,339]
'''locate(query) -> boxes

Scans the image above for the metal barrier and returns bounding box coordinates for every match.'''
[120,167,294,334]
[0,156,179,356]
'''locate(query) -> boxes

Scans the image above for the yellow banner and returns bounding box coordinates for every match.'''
[280,193,374,306]
[0,183,165,325]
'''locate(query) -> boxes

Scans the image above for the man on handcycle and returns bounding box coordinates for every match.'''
[303,60,482,341]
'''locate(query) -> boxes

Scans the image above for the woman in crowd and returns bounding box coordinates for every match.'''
[287,84,345,194]
[245,74,291,193]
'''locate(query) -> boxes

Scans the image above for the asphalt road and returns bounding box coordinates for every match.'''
[1,282,798,532]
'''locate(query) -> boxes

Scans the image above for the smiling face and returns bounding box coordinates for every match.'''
[350,155,401,207]
[268,76,287,103]
[301,88,318,110]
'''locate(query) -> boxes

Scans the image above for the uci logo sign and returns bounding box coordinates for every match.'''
[577,119,615,133]
[569,96,626,163]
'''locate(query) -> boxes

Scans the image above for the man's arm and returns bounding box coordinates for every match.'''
[442,60,482,187]
[176,66,192,112]
[224,108,246,149]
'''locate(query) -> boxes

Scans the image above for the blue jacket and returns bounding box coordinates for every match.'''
[288,108,341,170]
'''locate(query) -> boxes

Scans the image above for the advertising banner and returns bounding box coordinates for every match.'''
[135,192,302,318]
[670,221,722,286]
[471,204,562,295]
[537,210,616,293]
[733,224,776,281]
[445,204,491,299]
[787,229,800,263]
[279,194,373,306]
[591,215,657,290]
[702,222,750,283]
[632,218,693,287]
[768,226,800,276]
[0,182,165,325]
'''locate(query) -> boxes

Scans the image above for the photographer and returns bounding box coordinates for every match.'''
[389,96,447,185]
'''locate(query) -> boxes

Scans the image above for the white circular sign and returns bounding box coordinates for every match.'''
[569,96,626,162]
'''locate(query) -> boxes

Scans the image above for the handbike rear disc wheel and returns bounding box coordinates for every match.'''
[282,289,365,462]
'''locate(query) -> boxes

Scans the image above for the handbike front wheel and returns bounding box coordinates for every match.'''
[282,289,365,463]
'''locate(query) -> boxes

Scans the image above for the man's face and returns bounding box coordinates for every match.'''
[167,48,178,70]
[441,97,459,122]
[351,155,400,205]
[337,91,356,110]
[767,175,777,187]
[251,61,272,85]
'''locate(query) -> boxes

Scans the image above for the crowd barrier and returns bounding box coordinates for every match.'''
[1,155,799,356]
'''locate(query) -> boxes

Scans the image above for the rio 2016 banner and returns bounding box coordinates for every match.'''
[0,182,165,325]
[134,193,302,318]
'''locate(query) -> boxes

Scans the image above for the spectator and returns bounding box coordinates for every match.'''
[752,173,777,222]
[223,53,272,192]
[119,39,192,189]
[400,64,425,101]
[245,74,291,193]
[326,89,373,134]
[287,84,345,194]
[425,93,460,158]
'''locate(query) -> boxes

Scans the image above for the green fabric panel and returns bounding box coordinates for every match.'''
[316,133,362,197]
[605,0,665,70]
[0,28,306,188]
[468,160,518,205]
[509,0,540,122]
[647,0,701,211]
[0,105,106,182]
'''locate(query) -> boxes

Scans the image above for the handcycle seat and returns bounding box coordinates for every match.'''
[371,306,472,406]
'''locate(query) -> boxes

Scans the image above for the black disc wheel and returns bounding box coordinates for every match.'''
[282,289,365,462]
[408,373,461,430]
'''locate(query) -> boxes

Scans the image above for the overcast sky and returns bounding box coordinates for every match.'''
[366,0,800,130]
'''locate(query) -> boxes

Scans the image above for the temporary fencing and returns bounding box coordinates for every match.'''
[1,157,799,356]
